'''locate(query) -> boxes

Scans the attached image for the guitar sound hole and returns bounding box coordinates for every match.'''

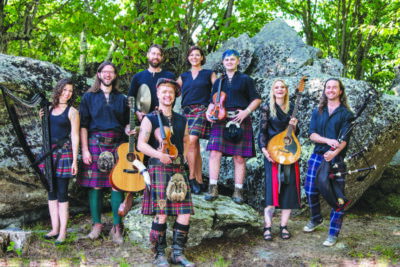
[126,152,136,162]
[284,137,292,145]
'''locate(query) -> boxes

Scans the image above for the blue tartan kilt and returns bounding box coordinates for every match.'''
[38,140,74,179]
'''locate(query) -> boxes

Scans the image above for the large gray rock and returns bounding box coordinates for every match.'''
[199,19,400,214]
[0,54,92,228]
[390,65,400,96]
[123,194,262,248]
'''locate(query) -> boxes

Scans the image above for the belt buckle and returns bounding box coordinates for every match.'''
[103,137,113,144]
[227,111,237,118]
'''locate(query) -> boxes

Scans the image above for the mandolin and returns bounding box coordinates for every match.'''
[209,74,226,121]
[154,107,178,158]
[267,76,307,165]
[110,97,145,192]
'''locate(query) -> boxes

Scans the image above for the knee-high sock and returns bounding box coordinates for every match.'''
[89,188,102,224]
[111,190,124,225]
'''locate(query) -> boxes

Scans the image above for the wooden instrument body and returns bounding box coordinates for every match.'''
[267,128,301,165]
[210,74,227,121]
[110,144,145,192]
[155,126,178,158]
[110,97,145,192]
[266,76,307,165]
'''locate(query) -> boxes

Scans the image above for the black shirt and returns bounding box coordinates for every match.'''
[181,69,214,106]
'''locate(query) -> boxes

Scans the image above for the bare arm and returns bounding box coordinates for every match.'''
[183,122,189,159]
[211,72,217,85]
[323,141,347,162]
[233,98,262,124]
[310,133,340,148]
[80,127,91,165]
[205,103,215,122]
[176,76,182,87]
[69,107,80,175]
[137,117,173,164]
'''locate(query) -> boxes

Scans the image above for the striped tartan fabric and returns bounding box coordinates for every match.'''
[182,104,211,139]
[77,131,123,188]
[206,110,256,157]
[141,161,194,215]
[38,140,74,179]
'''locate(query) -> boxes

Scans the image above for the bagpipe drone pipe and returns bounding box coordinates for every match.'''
[315,90,377,212]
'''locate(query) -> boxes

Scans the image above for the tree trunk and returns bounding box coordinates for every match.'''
[79,28,87,75]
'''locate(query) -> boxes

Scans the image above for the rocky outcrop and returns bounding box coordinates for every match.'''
[123,194,262,248]
[195,19,400,213]
[390,65,400,96]
[0,54,92,228]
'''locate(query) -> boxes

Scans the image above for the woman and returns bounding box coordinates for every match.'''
[177,46,217,194]
[39,78,79,244]
[258,79,301,241]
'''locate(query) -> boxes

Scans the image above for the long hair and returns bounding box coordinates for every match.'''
[87,61,119,93]
[269,79,290,118]
[186,45,206,65]
[51,78,77,108]
[318,78,350,114]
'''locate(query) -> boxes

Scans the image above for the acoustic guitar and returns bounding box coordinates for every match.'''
[110,97,145,192]
[267,76,307,165]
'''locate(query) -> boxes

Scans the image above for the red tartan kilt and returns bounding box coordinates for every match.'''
[38,140,74,179]
[141,160,194,215]
[77,131,123,188]
[182,104,211,139]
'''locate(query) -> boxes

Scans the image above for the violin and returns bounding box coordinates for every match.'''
[209,74,226,121]
[154,107,178,158]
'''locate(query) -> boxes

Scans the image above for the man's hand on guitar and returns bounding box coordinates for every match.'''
[82,149,92,165]
[262,148,275,163]
[289,117,298,126]
[125,125,137,136]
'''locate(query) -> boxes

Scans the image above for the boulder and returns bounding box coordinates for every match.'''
[0,54,92,228]
[197,19,400,214]
[123,194,262,248]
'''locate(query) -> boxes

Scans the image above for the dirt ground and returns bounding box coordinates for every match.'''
[1,210,399,267]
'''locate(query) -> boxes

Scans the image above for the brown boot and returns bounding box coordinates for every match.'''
[232,188,244,205]
[110,224,124,244]
[88,223,103,240]
[204,184,218,201]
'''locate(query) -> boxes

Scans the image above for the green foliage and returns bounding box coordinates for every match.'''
[7,241,22,256]
[214,254,231,267]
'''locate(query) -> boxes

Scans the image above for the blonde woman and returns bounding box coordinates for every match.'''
[258,79,301,241]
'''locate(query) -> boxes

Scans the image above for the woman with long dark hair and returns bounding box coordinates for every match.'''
[39,78,79,244]
[258,79,301,241]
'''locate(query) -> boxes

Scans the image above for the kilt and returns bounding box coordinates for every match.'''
[206,110,256,157]
[77,131,123,188]
[141,160,194,215]
[38,140,74,179]
[182,104,211,139]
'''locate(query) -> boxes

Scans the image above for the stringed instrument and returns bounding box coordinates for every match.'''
[267,76,307,165]
[154,107,178,158]
[110,97,145,192]
[209,74,226,121]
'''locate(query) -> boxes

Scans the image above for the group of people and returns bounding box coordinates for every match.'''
[38,44,353,266]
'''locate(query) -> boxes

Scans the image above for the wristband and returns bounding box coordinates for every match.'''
[246,108,252,114]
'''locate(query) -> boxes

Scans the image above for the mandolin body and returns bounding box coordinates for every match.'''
[110,143,145,192]
[267,126,301,165]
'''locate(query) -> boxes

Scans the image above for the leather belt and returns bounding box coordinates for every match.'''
[148,155,183,166]
[227,111,239,118]
[90,135,121,144]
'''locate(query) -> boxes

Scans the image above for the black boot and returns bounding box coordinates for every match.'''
[171,223,194,267]
[150,223,169,267]
[189,179,201,195]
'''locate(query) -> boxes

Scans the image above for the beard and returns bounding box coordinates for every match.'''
[149,59,162,68]
[99,77,114,87]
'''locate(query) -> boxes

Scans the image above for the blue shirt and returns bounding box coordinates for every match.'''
[79,90,129,133]
[181,69,214,106]
[128,69,175,112]
[209,71,260,108]
[309,104,353,157]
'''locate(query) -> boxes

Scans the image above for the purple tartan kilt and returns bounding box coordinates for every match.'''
[141,161,194,216]
[38,140,74,179]
[206,112,256,157]
[182,105,211,139]
[77,131,123,188]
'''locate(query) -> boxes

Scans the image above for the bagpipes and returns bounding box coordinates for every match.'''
[316,90,376,211]
[1,85,52,191]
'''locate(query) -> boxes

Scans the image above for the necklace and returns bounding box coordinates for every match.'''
[165,114,174,135]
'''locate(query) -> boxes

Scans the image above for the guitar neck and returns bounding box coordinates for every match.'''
[128,96,136,153]
[287,93,301,136]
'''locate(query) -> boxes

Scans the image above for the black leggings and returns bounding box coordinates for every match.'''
[48,177,70,203]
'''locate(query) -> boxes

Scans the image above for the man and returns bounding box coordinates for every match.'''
[78,61,131,244]
[137,78,194,267]
[303,78,353,247]
[128,44,175,122]
[205,49,261,204]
